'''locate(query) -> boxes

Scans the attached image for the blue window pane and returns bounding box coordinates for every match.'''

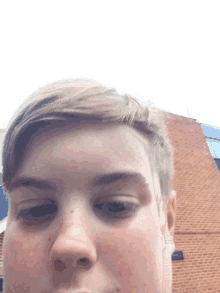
[202,124,220,159]
[201,124,220,140]
[215,159,220,170]
[206,139,220,158]
[0,185,8,221]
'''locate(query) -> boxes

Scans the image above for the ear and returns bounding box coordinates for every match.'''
[160,190,177,254]
[166,190,177,239]
[160,190,177,293]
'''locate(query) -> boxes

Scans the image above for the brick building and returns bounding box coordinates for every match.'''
[0,111,220,292]
[166,112,220,293]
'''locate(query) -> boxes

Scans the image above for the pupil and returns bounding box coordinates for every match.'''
[106,203,124,212]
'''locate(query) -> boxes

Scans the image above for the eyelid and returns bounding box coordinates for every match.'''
[16,198,55,213]
[94,196,141,220]
[95,194,141,205]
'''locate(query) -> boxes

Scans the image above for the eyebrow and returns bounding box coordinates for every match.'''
[9,177,57,193]
[9,171,150,195]
[91,171,149,188]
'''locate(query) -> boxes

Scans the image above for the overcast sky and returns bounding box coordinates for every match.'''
[0,1,220,130]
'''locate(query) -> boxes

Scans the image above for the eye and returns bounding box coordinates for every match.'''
[19,202,57,225]
[94,198,139,219]
[21,181,34,186]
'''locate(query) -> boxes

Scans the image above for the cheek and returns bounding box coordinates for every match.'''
[3,230,48,276]
[97,213,163,289]
[3,231,52,292]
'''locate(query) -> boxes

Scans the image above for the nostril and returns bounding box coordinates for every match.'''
[77,258,89,266]
[54,259,66,272]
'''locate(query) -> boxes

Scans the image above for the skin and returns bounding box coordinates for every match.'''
[3,122,176,293]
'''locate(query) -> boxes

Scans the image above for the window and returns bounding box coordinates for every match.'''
[215,159,220,170]
[201,124,220,171]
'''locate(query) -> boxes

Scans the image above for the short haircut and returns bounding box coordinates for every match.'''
[2,79,174,215]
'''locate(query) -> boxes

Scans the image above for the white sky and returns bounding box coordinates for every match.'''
[0,1,220,130]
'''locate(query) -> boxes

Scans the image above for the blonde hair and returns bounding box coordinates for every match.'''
[2,78,174,213]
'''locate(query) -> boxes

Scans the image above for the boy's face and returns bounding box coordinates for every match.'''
[3,122,175,293]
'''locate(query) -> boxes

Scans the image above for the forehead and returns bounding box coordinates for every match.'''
[17,123,152,184]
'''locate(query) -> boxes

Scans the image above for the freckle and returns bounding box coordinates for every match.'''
[48,237,51,241]
[70,210,73,213]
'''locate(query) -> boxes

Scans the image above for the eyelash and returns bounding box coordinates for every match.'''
[94,200,138,219]
[18,199,139,225]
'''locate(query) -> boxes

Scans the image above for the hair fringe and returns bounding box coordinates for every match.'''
[2,79,174,214]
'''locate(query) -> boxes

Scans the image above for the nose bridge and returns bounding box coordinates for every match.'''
[50,203,97,271]
[59,187,89,228]
[60,207,91,243]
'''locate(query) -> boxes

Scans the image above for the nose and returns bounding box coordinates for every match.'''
[49,209,97,273]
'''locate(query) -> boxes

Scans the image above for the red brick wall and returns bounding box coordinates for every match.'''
[166,112,220,293]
